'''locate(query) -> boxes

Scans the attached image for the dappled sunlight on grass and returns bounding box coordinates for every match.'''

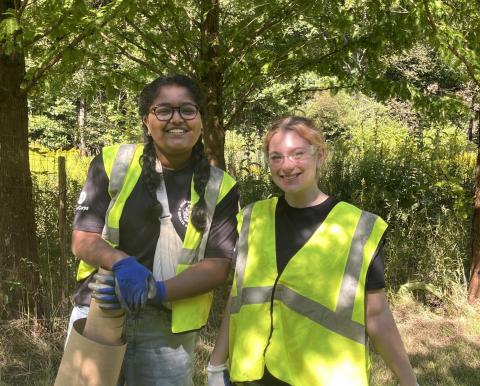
[370,295,480,386]
[1,293,478,385]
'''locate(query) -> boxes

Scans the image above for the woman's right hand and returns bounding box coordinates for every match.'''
[207,362,232,386]
[111,256,153,314]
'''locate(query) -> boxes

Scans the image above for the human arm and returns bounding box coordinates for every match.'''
[163,257,230,301]
[366,289,417,386]
[210,295,232,365]
[71,230,127,269]
[207,296,232,386]
[72,230,152,313]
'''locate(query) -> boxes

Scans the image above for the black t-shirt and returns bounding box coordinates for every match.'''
[73,153,239,305]
[275,195,386,290]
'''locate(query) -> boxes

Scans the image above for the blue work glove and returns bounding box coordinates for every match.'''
[111,256,153,314]
[207,362,232,386]
[147,280,167,305]
[88,272,121,310]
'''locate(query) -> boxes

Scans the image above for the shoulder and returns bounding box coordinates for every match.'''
[335,201,381,219]
[209,165,236,185]
[236,197,277,232]
[101,143,143,177]
[335,200,363,213]
[101,143,142,157]
[209,166,238,201]
[335,201,388,235]
[245,196,278,213]
[86,152,106,177]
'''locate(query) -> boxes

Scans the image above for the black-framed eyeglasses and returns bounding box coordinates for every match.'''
[150,104,199,121]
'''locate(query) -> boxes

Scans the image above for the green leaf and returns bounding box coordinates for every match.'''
[0,16,21,37]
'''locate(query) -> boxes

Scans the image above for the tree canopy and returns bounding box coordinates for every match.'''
[1,0,480,317]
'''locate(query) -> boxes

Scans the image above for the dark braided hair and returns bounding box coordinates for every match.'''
[138,74,210,231]
[189,137,210,231]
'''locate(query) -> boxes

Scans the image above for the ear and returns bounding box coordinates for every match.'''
[316,148,325,168]
[142,116,151,134]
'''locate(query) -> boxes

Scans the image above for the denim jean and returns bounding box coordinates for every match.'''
[118,305,197,386]
[65,304,89,346]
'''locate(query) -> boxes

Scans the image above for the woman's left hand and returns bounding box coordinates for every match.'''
[207,362,232,386]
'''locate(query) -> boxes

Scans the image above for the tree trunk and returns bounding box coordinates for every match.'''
[199,0,225,169]
[77,98,87,156]
[0,2,41,318]
[468,112,480,304]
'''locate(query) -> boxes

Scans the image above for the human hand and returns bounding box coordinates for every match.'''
[111,256,153,314]
[207,362,232,386]
[88,272,121,310]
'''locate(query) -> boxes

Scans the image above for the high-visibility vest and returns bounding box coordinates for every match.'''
[76,143,237,333]
[229,197,387,386]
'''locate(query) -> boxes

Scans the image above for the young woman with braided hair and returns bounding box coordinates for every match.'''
[68,74,239,386]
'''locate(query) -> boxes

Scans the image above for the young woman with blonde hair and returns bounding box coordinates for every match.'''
[208,116,418,386]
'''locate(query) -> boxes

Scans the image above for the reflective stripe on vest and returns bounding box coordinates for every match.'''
[103,144,143,246]
[229,198,387,385]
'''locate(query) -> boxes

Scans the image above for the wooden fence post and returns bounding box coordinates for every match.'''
[58,156,67,302]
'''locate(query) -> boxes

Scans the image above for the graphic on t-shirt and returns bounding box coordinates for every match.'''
[77,191,87,204]
[76,191,89,211]
[177,200,191,227]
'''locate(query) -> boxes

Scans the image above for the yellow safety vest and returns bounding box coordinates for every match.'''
[229,197,387,386]
[76,143,237,333]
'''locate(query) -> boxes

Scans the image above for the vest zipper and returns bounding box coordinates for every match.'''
[263,273,281,356]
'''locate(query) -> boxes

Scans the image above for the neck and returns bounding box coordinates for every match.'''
[154,147,192,170]
[284,186,328,208]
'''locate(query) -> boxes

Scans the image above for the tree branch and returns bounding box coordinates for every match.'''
[100,32,160,74]
[21,0,128,94]
[422,0,480,88]
[125,16,189,72]
[224,81,258,130]
[225,2,307,68]
[23,12,70,48]
[285,84,357,96]
[22,30,92,94]
[163,2,198,69]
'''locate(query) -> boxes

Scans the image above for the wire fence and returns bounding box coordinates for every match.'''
[31,150,90,318]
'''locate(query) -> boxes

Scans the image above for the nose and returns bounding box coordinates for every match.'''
[170,108,183,123]
[280,156,296,170]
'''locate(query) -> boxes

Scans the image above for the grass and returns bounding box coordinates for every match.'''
[0,291,479,386]
[370,294,480,386]
[0,317,65,386]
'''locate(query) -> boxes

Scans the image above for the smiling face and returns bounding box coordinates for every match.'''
[267,129,324,202]
[142,85,202,166]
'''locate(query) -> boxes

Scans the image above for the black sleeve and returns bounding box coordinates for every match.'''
[73,153,110,233]
[366,238,386,291]
[204,184,239,259]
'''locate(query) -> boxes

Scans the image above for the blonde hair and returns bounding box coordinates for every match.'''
[263,116,326,156]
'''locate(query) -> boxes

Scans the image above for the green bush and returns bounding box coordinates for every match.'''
[320,123,474,294]
[225,130,276,205]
